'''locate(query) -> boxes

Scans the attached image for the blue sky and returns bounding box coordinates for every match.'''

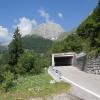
[0,0,98,44]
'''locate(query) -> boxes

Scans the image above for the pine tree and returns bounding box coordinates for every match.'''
[93,0,100,22]
[8,27,24,73]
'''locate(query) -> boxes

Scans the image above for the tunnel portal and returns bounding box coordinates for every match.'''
[54,56,73,66]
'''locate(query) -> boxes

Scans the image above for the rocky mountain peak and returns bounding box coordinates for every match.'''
[30,22,64,40]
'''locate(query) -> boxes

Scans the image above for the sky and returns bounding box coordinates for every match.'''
[0,0,98,44]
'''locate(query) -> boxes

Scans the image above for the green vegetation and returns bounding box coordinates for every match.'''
[0,52,9,65]
[0,71,14,92]
[22,34,53,53]
[0,71,70,100]
[0,0,100,98]
[49,34,82,54]
[0,27,50,92]
[16,50,44,75]
[58,28,76,41]
[0,45,7,54]
[49,0,100,57]
[8,27,24,68]
[77,0,100,55]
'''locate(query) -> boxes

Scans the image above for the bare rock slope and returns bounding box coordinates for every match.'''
[30,22,64,40]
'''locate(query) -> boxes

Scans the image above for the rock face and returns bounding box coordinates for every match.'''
[30,22,64,40]
[84,56,100,74]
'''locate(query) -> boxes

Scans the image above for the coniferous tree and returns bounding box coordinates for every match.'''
[77,0,100,53]
[8,27,24,72]
[93,0,100,22]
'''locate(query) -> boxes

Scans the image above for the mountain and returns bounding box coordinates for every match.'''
[22,35,53,53]
[30,22,64,40]
[0,45,8,53]
[58,28,76,41]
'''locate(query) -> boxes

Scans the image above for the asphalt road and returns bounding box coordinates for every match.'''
[54,66,100,100]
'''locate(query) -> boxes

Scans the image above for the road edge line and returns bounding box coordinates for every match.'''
[62,76,100,99]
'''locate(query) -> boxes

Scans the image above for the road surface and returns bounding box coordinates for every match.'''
[54,66,100,100]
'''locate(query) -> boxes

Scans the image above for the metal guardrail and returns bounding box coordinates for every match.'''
[48,66,62,82]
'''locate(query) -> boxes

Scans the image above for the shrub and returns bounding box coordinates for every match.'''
[39,57,50,68]
[0,64,11,83]
[16,50,37,75]
[31,58,43,74]
[31,57,50,74]
[1,70,14,92]
[0,53,9,65]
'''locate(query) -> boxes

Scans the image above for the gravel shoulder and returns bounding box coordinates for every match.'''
[29,91,83,100]
[46,92,83,100]
[30,85,99,100]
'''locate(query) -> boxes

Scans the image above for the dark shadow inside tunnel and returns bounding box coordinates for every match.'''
[54,56,73,66]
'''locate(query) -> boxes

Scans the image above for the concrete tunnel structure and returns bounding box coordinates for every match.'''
[52,52,76,67]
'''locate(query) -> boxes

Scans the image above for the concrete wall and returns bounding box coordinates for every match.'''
[84,56,100,75]
[76,55,87,71]
[76,53,100,75]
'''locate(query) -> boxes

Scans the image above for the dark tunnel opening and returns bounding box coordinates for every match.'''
[54,56,73,66]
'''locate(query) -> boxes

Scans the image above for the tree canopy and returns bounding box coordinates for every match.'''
[8,27,24,73]
[77,0,100,54]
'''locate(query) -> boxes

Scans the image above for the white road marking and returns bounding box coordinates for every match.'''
[62,76,100,99]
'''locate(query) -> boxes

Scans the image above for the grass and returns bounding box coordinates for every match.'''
[0,71,70,100]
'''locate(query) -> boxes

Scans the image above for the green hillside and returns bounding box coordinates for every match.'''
[58,28,76,41]
[76,0,100,54]
[0,45,7,53]
[49,1,100,55]
[22,35,53,53]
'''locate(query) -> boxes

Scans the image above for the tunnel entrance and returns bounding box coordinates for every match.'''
[54,56,73,66]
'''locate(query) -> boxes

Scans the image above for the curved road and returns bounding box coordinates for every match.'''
[54,66,100,100]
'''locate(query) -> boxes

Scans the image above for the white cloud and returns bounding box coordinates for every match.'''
[0,36,12,45]
[58,12,63,18]
[0,17,38,44]
[38,9,50,22]
[31,20,37,26]
[0,26,8,37]
[18,17,37,36]
[0,26,12,44]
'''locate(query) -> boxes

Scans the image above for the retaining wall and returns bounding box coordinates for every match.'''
[84,56,100,74]
[76,54,100,75]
